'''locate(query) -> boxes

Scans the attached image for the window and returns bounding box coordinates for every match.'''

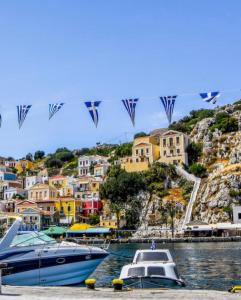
[36,192,38,199]
[141,149,144,156]
[176,137,180,145]
[47,207,50,211]
[128,267,145,277]
[170,150,174,155]
[169,138,173,146]
[147,266,165,276]
[136,252,169,263]
[136,149,138,155]
[163,139,166,147]
[177,149,180,154]
[44,191,47,197]
[238,213,241,220]
[164,150,166,156]
[146,148,149,154]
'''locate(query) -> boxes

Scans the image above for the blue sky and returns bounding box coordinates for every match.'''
[0,0,241,158]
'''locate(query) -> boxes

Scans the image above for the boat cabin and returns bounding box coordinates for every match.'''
[132,249,173,264]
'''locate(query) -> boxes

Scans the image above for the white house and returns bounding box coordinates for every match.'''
[4,187,27,200]
[78,155,109,176]
[233,205,241,224]
[25,176,44,190]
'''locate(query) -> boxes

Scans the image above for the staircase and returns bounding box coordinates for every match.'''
[175,166,201,230]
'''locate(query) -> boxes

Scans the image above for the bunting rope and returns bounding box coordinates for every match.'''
[0,88,240,129]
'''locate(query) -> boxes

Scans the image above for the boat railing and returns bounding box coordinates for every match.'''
[66,237,110,250]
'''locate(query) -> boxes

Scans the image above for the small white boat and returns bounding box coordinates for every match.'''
[119,249,185,288]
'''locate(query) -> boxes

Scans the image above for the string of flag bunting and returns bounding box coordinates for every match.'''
[0,90,224,129]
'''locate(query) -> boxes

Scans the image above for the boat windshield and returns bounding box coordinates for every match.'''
[128,267,145,277]
[147,266,166,276]
[136,252,169,263]
[10,232,56,247]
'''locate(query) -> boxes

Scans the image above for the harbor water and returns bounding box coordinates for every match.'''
[91,242,241,291]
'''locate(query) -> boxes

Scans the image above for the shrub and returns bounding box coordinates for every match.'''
[210,112,238,133]
[189,163,207,177]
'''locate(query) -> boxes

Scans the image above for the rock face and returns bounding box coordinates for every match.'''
[193,170,241,223]
[190,103,241,223]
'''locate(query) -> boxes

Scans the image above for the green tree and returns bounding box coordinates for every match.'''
[100,165,145,229]
[186,142,202,165]
[144,163,171,201]
[134,132,147,139]
[34,150,45,160]
[88,214,100,225]
[26,153,33,161]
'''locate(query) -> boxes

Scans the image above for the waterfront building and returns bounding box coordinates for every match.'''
[49,175,68,188]
[233,205,241,224]
[55,197,82,225]
[28,183,58,202]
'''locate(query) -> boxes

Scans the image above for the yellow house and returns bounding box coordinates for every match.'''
[49,175,68,188]
[55,197,82,225]
[28,183,58,202]
[15,160,34,173]
[159,130,190,165]
[121,135,160,172]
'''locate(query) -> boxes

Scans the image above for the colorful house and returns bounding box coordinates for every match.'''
[15,160,34,173]
[121,135,160,172]
[55,197,82,225]
[28,183,58,202]
[159,130,190,165]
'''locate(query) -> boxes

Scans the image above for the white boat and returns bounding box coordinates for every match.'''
[0,218,108,286]
[119,249,185,288]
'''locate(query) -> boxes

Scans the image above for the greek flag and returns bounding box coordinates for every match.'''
[49,103,64,120]
[160,96,177,124]
[85,101,101,127]
[17,105,32,129]
[150,240,156,250]
[200,91,220,104]
[122,98,138,126]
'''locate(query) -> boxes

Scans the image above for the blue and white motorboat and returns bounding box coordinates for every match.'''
[0,218,108,286]
[119,249,185,288]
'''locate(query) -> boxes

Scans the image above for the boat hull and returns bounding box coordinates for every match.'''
[123,277,185,289]
[2,256,107,286]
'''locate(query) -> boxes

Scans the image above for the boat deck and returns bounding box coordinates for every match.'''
[0,286,240,300]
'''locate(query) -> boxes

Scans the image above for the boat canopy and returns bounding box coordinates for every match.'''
[10,232,56,247]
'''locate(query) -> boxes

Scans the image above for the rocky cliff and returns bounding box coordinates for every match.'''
[190,101,241,223]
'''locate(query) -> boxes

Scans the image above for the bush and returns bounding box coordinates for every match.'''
[210,112,238,133]
[169,109,215,134]
[189,163,207,177]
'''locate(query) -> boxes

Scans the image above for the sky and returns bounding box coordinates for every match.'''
[0,0,241,158]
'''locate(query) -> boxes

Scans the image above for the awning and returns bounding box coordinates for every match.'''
[41,226,67,235]
[67,227,111,235]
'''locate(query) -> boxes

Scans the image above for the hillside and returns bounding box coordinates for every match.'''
[173,100,241,223]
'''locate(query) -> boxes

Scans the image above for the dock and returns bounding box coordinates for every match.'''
[1,286,241,300]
